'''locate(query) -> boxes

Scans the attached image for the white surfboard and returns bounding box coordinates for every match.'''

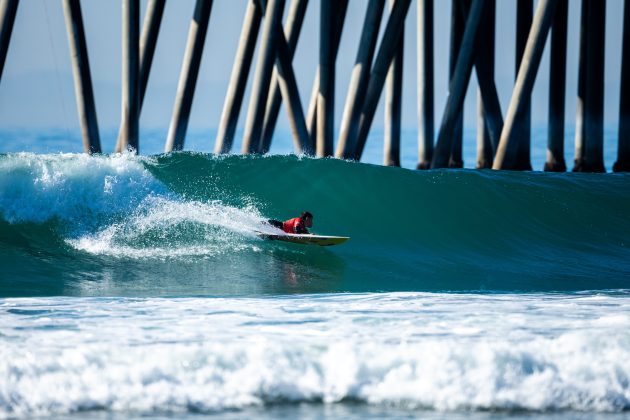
[255,231,349,246]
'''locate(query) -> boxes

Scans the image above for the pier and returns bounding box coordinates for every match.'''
[1,0,629,172]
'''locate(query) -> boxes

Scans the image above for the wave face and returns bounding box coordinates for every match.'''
[1,293,629,418]
[1,152,629,296]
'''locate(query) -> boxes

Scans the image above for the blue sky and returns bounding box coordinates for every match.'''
[0,0,624,141]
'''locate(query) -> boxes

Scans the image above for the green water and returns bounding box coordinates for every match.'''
[1,153,629,296]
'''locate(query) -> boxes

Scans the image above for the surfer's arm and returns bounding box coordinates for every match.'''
[294,223,310,234]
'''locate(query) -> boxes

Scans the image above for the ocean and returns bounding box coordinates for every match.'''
[0,128,629,419]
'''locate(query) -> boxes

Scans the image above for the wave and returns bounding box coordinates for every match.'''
[1,293,629,417]
[1,152,629,296]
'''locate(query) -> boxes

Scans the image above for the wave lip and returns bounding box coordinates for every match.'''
[1,293,629,417]
[0,152,164,226]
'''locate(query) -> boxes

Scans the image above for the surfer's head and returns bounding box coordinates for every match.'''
[301,211,313,228]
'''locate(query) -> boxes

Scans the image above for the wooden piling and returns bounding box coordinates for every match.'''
[120,0,140,153]
[430,0,485,169]
[241,0,285,154]
[306,0,348,146]
[384,0,403,167]
[573,0,606,172]
[62,0,101,154]
[352,0,412,161]
[164,0,213,153]
[417,0,433,169]
[448,0,466,168]
[316,0,335,157]
[259,0,308,154]
[335,0,386,159]
[115,0,165,153]
[544,0,567,172]
[615,0,630,172]
[514,0,533,170]
[0,0,17,83]
[475,0,495,169]
[493,0,558,170]
[214,0,262,154]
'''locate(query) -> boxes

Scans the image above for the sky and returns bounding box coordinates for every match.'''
[0,0,625,153]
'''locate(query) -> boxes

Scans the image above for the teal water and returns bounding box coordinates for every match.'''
[0,132,629,418]
[1,152,629,296]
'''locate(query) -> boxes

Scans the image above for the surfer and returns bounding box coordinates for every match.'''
[267,211,313,234]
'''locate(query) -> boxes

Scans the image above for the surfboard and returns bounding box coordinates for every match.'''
[255,231,349,246]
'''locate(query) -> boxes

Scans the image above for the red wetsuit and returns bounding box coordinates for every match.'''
[283,217,308,234]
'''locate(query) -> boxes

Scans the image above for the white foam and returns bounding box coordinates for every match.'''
[0,293,629,417]
[0,153,163,225]
[0,153,270,258]
[67,196,266,258]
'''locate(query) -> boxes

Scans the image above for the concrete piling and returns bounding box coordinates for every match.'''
[417,0,434,169]
[493,0,558,170]
[384,0,403,167]
[241,0,285,154]
[120,0,140,153]
[259,0,308,155]
[115,0,166,153]
[316,0,335,157]
[475,0,495,169]
[165,0,213,153]
[335,0,386,159]
[615,0,630,172]
[513,0,533,170]
[214,0,262,154]
[268,10,313,155]
[306,0,348,146]
[352,0,412,161]
[448,0,466,168]
[62,0,101,154]
[430,0,485,169]
[0,0,17,83]
[545,0,568,172]
[573,0,606,172]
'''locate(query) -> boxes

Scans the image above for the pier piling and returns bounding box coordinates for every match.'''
[115,0,165,153]
[514,0,533,170]
[120,0,140,153]
[352,0,412,161]
[336,0,385,159]
[0,0,17,83]
[475,0,495,169]
[493,0,558,170]
[214,0,262,154]
[430,0,485,169]
[616,0,630,172]
[573,0,606,172]
[165,0,213,152]
[259,0,308,154]
[417,0,434,169]
[316,0,335,157]
[384,0,403,167]
[305,0,347,145]
[62,0,101,154]
[448,0,466,168]
[267,7,312,155]
[545,0,567,172]
[241,0,285,154]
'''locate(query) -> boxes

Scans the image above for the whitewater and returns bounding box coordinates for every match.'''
[1,149,629,418]
[2,293,630,418]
